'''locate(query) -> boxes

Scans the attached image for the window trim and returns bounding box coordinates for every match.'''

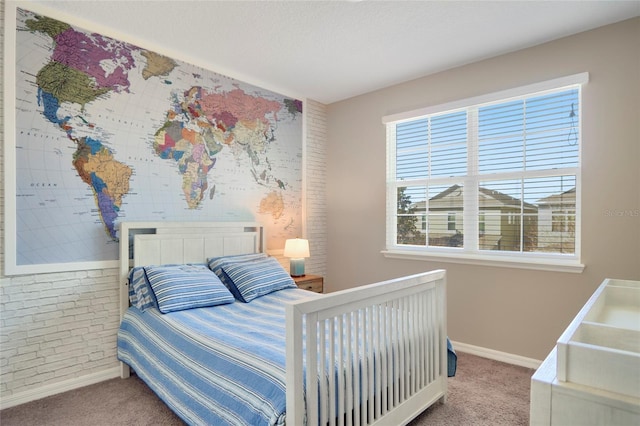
[382,73,588,125]
[381,248,585,273]
[383,73,588,273]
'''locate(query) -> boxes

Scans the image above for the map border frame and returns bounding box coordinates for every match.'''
[3,2,307,276]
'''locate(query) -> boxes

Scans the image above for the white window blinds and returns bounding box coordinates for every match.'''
[385,73,586,266]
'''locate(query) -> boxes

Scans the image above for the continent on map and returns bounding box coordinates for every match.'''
[153,85,291,210]
[259,191,285,220]
[154,118,217,209]
[73,138,133,238]
[140,51,178,80]
[26,11,140,240]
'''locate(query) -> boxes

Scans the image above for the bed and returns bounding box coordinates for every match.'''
[117,221,449,425]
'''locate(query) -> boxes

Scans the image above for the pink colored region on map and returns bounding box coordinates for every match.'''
[52,28,136,92]
[199,88,282,128]
[190,142,208,163]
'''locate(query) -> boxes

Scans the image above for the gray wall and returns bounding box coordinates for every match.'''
[326,18,640,361]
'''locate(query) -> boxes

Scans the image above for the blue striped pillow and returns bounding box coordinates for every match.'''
[144,264,235,313]
[221,257,296,302]
[128,266,157,311]
[207,253,268,299]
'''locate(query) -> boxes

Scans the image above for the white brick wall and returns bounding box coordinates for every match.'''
[0,0,328,403]
[304,100,328,278]
[0,268,121,399]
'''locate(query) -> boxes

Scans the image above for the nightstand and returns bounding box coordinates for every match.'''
[292,274,323,293]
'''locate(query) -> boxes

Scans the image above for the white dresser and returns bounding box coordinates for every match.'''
[530,278,640,425]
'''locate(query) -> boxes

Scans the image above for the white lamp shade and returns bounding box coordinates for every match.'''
[283,238,310,258]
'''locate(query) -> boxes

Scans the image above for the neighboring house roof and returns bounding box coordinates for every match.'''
[478,186,538,211]
[415,184,538,211]
[537,187,576,206]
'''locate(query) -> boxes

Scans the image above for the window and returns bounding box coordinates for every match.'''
[383,74,587,272]
[447,213,456,231]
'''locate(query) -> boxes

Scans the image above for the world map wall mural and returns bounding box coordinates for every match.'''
[7,7,303,274]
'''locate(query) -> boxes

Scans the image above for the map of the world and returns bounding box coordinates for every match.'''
[12,8,303,269]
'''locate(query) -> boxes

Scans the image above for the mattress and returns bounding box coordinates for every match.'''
[118,287,457,425]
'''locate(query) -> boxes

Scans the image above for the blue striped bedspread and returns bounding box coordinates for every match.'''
[118,288,321,426]
[118,288,456,425]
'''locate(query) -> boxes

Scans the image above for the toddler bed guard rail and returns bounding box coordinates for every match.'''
[286,269,447,426]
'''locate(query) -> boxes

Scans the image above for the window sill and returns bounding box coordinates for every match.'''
[381,249,585,273]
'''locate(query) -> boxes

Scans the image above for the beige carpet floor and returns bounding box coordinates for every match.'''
[1,351,534,425]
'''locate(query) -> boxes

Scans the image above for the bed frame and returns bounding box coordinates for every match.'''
[118,221,447,426]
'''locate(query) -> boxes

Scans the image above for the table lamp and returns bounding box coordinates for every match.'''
[283,238,310,277]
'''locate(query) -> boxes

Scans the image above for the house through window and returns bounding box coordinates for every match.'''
[384,73,587,269]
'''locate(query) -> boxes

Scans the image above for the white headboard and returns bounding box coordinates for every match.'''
[118,221,265,319]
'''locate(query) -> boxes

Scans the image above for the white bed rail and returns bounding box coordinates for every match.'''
[286,270,447,426]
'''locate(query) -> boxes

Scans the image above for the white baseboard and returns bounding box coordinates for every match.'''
[452,340,542,370]
[0,367,121,410]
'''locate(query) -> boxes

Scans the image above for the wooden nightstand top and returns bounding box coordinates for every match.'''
[292,274,323,293]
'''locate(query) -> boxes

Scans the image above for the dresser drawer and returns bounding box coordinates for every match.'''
[293,275,323,293]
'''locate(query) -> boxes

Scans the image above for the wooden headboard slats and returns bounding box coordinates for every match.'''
[119,222,264,320]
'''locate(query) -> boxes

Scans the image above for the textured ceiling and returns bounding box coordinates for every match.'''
[25,0,640,104]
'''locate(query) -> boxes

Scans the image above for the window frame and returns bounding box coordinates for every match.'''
[382,73,588,273]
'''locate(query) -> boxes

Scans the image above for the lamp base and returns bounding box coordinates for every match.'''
[289,258,305,277]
